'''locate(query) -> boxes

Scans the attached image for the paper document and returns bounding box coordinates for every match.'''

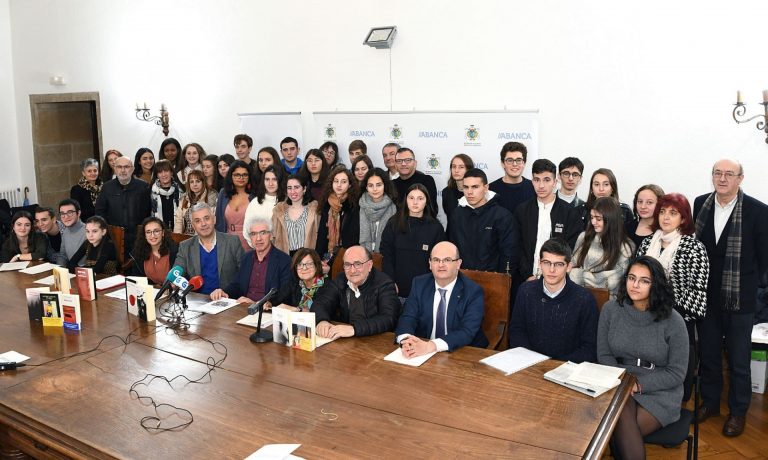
[20,262,59,275]
[105,287,158,301]
[753,323,768,344]
[315,335,335,348]
[0,351,31,363]
[34,273,76,285]
[567,362,624,389]
[383,348,436,367]
[245,443,303,460]
[188,298,240,314]
[237,312,274,328]
[95,275,125,291]
[0,261,30,271]
[544,361,623,398]
[480,347,549,375]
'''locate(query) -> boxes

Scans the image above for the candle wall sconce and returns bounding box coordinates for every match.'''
[732,90,768,144]
[135,103,170,137]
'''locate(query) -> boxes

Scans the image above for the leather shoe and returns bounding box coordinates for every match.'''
[697,405,720,423]
[722,415,746,437]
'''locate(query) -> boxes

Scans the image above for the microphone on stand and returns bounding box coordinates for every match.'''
[249,287,278,344]
[180,276,204,298]
[156,265,184,300]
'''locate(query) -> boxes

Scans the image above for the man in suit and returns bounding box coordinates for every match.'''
[211,217,291,303]
[396,241,488,357]
[693,158,768,437]
[175,203,244,296]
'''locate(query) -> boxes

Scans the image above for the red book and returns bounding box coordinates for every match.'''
[75,267,96,301]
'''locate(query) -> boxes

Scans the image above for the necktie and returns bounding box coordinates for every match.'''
[435,288,447,339]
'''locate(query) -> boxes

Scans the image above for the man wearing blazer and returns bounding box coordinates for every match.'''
[396,241,488,357]
[176,203,244,296]
[693,159,768,437]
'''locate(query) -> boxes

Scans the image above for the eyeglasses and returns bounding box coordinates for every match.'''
[144,229,163,236]
[560,171,581,179]
[343,259,370,270]
[296,262,315,270]
[504,158,524,165]
[430,257,459,265]
[60,210,78,217]
[540,260,567,270]
[395,158,414,164]
[712,170,740,180]
[627,274,652,286]
[248,230,271,237]
[232,173,249,179]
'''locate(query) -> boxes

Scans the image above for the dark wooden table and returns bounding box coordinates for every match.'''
[0,269,632,459]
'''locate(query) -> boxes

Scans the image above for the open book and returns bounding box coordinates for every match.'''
[544,361,624,398]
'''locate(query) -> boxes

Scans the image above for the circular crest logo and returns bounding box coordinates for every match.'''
[390,124,402,140]
[324,124,336,139]
[426,154,441,175]
[465,124,480,141]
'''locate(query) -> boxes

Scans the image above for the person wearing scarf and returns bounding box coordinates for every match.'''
[269,249,331,313]
[70,158,103,221]
[315,167,360,261]
[151,160,182,230]
[636,192,709,401]
[358,168,397,253]
[692,159,768,437]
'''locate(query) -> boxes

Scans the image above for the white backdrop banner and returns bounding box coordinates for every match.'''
[311,110,539,222]
[238,112,303,154]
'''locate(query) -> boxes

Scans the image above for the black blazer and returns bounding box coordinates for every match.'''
[70,184,99,222]
[224,247,292,299]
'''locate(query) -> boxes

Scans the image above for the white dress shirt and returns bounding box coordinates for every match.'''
[532,199,554,276]
[396,277,457,353]
[713,195,737,244]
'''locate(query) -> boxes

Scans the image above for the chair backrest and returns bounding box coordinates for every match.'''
[330,247,383,280]
[107,224,126,270]
[587,287,611,312]
[460,269,512,351]
[170,232,192,245]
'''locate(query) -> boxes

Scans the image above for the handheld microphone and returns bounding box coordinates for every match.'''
[180,275,204,298]
[248,287,278,315]
[171,274,190,293]
[156,265,184,300]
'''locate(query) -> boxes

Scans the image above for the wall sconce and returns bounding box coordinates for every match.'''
[732,90,768,144]
[135,102,170,137]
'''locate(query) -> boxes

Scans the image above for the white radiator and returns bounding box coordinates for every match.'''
[0,187,24,207]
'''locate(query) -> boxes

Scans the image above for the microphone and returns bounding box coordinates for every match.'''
[249,287,278,344]
[179,275,204,298]
[156,265,184,300]
[0,362,25,371]
[171,274,190,293]
[248,287,278,315]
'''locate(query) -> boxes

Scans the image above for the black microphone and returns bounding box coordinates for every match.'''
[0,362,25,371]
[249,287,278,344]
[248,287,278,315]
[156,265,184,300]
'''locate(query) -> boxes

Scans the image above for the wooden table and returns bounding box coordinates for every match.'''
[0,269,632,459]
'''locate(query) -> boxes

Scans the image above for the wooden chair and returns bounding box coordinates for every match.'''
[107,224,126,272]
[170,232,192,245]
[460,269,512,351]
[587,287,611,312]
[330,247,383,280]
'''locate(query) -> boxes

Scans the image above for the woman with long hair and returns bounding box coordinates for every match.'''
[99,149,121,182]
[66,216,118,275]
[158,138,183,172]
[570,196,634,298]
[597,256,688,460]
[380,184,446,298]
[351,155,374,187]
[314,166,360,259]
[201,154,220,191]
[268,248,331,312]
[150,160,183,230]
[0,211,50,263]
[129,217,179,284]
[255,146,283,183]
[359,168,397,253]
[215,160,256,251]
[442,153,473,223]
[217,154,236,186]
[298,149,329,201]
[272,174,319,256]
[579,168,634,227]
[244,165,285,236]
[70,158,102,221]
[174,170,218,235]
[320,141,339,167]
[177,143,206,184]
[133,147,155,184]
[626,184,664,249]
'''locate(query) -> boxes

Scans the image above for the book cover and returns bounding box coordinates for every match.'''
[272,306,292,346]
[289,312,316,352]
[61,293,82,331]
[26,287,50,321]
[40,292,63,327]
[75,267,96,301]
[125,277,155,322]
[52,266,72,294]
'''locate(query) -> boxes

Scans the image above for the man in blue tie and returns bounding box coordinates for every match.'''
[395,241,488,357]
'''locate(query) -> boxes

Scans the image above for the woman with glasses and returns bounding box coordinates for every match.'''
[216,160,256,251]
[625,184,664,249]
[272,175,319,257]
[315,166,360,261]
[597,256,688,460]
[319,141,339,167]
[298,149,329,201]
[174,170,218,235]
[70,158,102,222]
[267,248,330,312]
[129,217,179,284]
[359,168,397,253]
[570,196,634,299]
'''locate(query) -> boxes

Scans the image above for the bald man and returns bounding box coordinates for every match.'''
[395,241,488,358]
[693,159,768,437]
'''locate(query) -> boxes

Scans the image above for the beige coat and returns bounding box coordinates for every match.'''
[271,200,319,253]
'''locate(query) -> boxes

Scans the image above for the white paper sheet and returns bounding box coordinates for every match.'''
[236,312,274,328]
[753,323,768,345]
[95,275,126,291]
[0,261,30,271]
[566,362,624,389]
[244,443,303,460]
[383,347,436,367]
[187,298,240,315]
[0,351,31,363]
[34,273,76,285]
[479,347,549,375]
[20,262,59,274]
[105,287,158,301]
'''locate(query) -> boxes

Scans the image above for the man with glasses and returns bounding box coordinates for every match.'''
[95,156,151,258]
[556,157,585,208]
[313,245,399,340]
[508,238,598,362]
[55,199,86,267]
[395,241,487,358]
[177,203,244,296]
[392,147,439,214]
[693,159,768,437]
[489,141,535,214]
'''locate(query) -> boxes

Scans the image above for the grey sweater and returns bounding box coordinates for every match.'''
[57,220,86,266]
[597,300,688,426]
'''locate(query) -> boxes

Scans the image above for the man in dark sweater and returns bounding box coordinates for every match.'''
[508,238,598,362]
[392,147,439,215]
[489,141,535,214]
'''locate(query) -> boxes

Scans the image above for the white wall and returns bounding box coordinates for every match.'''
[0,0,20,189]
[7,0,768,205]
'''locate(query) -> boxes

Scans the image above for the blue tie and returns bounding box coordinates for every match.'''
[435,288,447,339]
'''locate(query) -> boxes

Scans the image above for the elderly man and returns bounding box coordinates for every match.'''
[395,241,488,358]
[211,217,291,302]
[392,147,439,214]
[381,142,400,180]
[312,245,400,340]
[176,203,244,296]
[55,199,86,266]
[94,155,151,257]
[693,159,768,437]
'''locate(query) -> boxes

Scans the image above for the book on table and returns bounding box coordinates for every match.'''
[544,361,625,398]
[125,277,155,322]
[61,293,82,331]
[39,291,63,327]
[52,266,72,294]
[26,287,50,322]
[75,267,96,301]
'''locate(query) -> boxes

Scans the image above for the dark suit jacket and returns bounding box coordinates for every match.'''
[395,272,488,351]
[224,246,291,299]
[175,232,244,292]
[694,192,768,313]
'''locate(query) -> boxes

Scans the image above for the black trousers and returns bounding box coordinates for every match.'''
[697,308,754,416]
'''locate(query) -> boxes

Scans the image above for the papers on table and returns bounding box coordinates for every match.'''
[0,351,31,363]
[480,347,549,375]
[753,323,768,344]
[237,312,273,328]
[245,443,304,460]
[544,361,624,398]
[383,347,436,367]
[105,287,158,301]
[95,275,125,291]
[187,297,240,315]
[20,262,58,275]
[0,261,30,271]
[34,273,76,285]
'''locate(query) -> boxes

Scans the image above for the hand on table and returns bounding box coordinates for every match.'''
[317,322,354,339]
[210,289,229,300]
[399,335,436,359]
